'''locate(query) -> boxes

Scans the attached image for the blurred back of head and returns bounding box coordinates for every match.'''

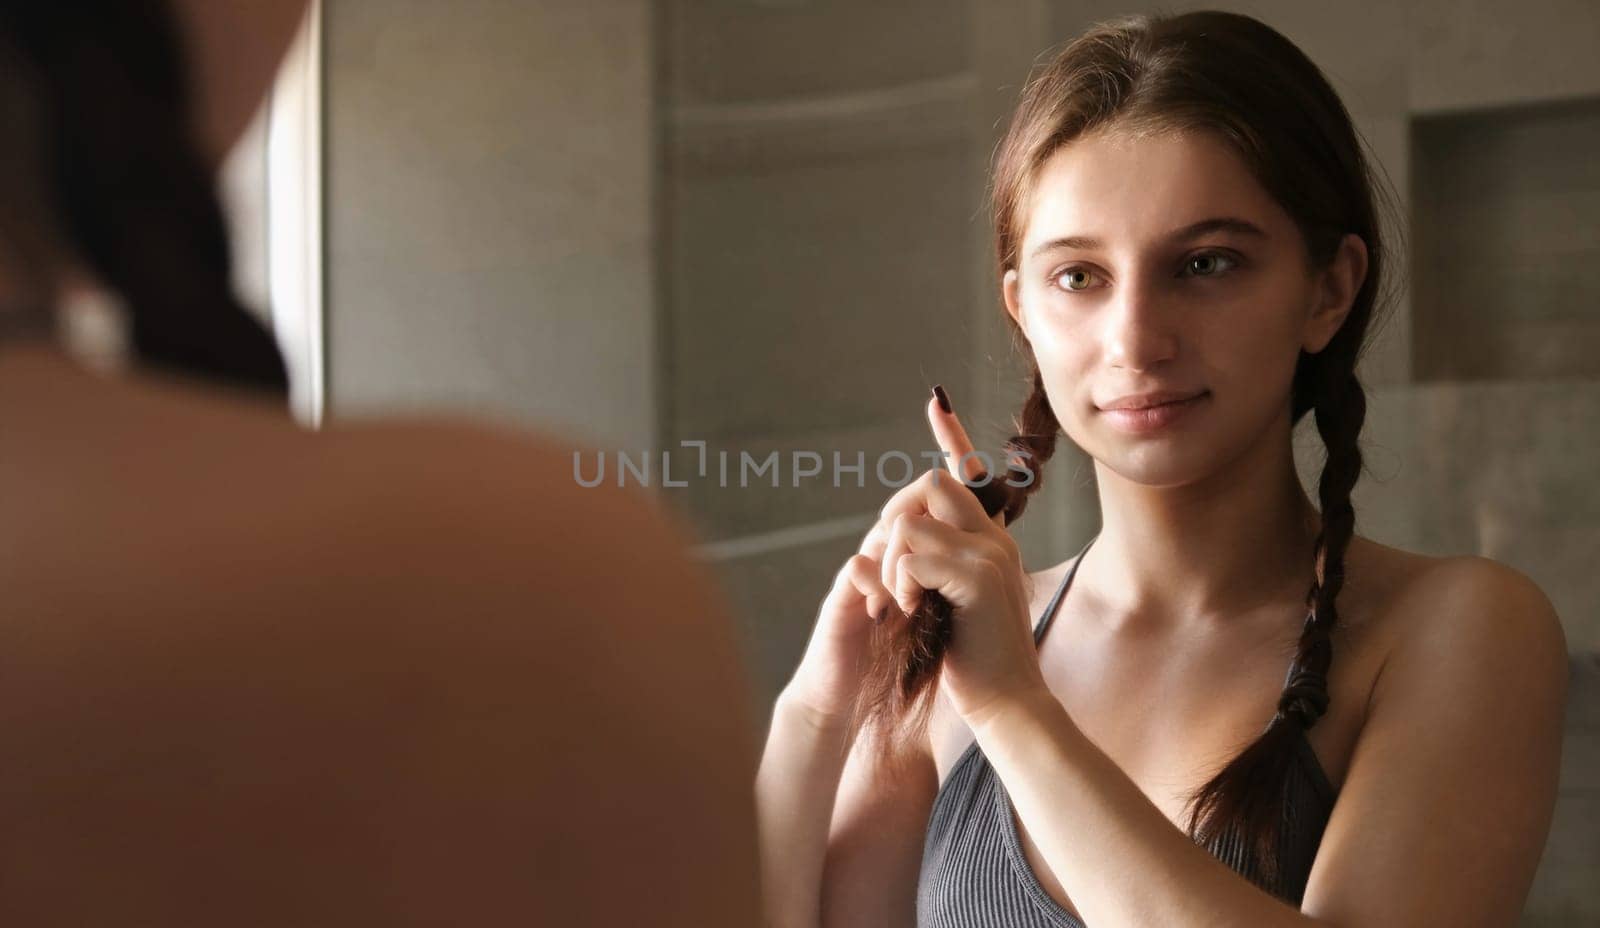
[0,0,306,394]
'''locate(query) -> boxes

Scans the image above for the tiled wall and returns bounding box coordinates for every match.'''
[1412,99,1600,382]
[323,0,658,450]
[1530,654,1600,927]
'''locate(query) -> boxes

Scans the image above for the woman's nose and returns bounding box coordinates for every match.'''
[1103,280,1179,372]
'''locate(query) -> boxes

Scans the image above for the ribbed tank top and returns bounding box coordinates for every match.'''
[917,538,1339,926]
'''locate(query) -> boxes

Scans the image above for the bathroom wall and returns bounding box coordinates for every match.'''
[659,0,1004,712]
[321,0,658,451]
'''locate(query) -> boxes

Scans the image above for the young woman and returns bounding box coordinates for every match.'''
[758,11,1567,927]
[0,2,758,923]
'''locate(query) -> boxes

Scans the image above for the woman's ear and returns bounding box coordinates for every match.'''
[1003,268,1028,339]
[1302,233,1368,354]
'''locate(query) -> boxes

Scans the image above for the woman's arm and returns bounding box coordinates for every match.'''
[757,690,855,927]
[758,684,943,928]
[965,556,1567,928]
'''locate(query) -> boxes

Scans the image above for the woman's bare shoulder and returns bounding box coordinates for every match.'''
[1348,535,1559,630]
[1348,536,1567,703]
[3,348,734,674]
[0,349,764,924]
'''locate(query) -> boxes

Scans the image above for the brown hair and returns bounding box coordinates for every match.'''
[0,0,287,393]
[852,9,1393,899]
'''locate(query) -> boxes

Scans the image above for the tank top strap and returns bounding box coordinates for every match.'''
[1032,534,1099,645]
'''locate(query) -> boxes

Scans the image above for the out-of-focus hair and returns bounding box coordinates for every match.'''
[0,1,287,394]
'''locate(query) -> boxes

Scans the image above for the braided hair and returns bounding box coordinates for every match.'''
[0,0,288,395]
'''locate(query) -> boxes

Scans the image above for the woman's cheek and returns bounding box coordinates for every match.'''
[1022,296,1092,367]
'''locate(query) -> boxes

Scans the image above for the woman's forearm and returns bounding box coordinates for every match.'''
[755,688,854,928]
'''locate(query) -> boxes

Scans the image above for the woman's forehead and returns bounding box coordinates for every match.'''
[1018,128,1288,258]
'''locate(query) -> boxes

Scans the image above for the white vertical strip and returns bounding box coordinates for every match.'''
[265,0,325,428]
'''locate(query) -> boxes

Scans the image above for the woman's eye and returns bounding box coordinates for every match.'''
[1056,268,1100,291]
[1182,252,1237,277]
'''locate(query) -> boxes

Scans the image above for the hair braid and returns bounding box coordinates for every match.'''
[999,366,1063,526]
[1280,368,1365,728]
[1179,362,1367,895]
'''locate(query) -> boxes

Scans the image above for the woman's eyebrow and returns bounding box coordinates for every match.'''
[1028,216,1268,260]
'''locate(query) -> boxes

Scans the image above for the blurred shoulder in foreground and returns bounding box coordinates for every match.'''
[0,342,761,926]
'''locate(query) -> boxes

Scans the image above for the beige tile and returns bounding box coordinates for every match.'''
[1409,0,1600,114]
[1412,99,1600,381]
[665,0,970,104]
[1565,653,1600,731]
[710,532,863,724]
[324,0,658,448]
[1560,730,1600,795]
[1522,792,1600,927]
[667,143,977,440]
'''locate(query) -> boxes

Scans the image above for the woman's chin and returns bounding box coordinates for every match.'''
[1089,441,1222,490]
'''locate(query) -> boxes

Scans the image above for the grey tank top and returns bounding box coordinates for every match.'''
[917,538,1339,926]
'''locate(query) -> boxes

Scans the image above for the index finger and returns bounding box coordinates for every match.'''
[928,385,989,483]
[928,385,1009,526]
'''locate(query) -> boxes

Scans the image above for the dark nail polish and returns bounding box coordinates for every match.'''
[873,603,888,625]
[932,384,952,414]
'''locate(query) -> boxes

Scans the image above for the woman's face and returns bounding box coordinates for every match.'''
[1003,128,1360,489]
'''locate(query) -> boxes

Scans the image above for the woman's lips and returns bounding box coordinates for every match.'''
[1096,391,1208,434]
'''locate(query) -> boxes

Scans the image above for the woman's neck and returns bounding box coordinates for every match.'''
[1082,422,1322,627]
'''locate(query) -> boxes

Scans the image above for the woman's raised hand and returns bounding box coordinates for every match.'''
[783,386,1048,731]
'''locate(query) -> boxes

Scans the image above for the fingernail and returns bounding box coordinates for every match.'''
[873,603,888,625]
[932,384,952,414]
